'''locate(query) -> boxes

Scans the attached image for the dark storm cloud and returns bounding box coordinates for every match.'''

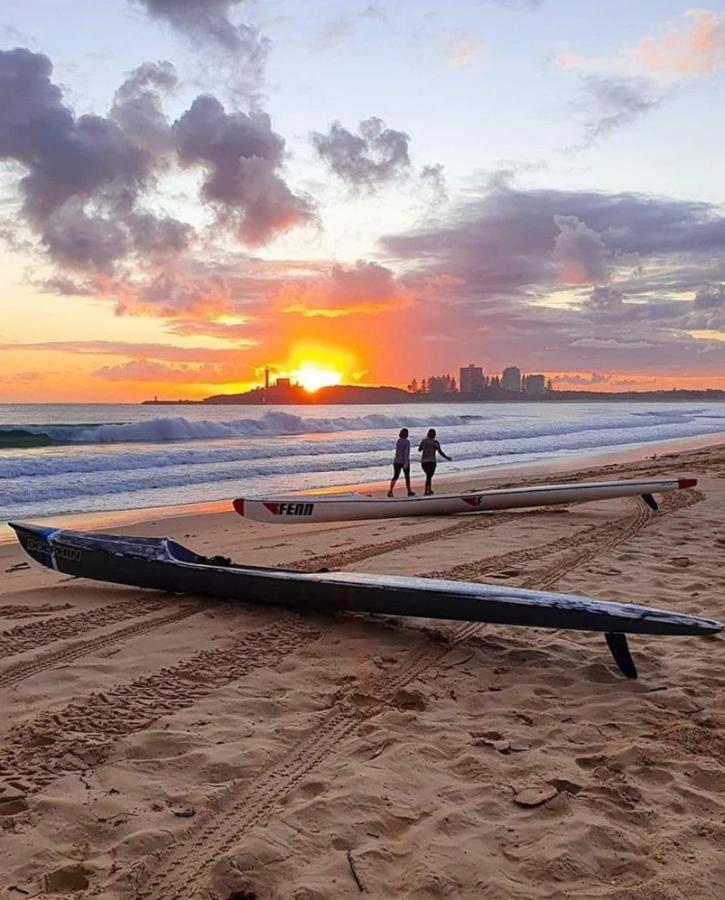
[580,76,660,143]
[311,117,411,190]
[174,95,315,244]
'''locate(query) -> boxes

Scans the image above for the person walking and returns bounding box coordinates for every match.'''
[418,428,451,495]
[388,428,415,497]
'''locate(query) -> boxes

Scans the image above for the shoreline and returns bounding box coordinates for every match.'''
[2,431,723,543]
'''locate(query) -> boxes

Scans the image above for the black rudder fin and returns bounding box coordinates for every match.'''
[641,493,658,511]
[605,632,638,679]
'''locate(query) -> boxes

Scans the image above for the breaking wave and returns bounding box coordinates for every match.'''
[0,412,481,448]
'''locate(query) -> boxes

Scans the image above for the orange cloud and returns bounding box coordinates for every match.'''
[276,260,413,318]
[447,39,483,69]
[636,9,725,75]
[556,9,725,79]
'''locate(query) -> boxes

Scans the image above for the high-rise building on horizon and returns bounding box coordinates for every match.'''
[501,366,521,392]
[524,374,546,396]
[459,364,484,394]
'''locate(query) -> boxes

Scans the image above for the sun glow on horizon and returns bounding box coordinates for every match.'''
[291,362,343,393]
[273,340,357,393]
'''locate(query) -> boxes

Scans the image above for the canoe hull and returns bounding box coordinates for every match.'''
[9,522,720,638]
[234,477,697,524]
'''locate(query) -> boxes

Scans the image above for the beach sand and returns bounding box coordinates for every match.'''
[1,444,724,898]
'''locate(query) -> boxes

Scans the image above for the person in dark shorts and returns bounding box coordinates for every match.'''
[388,428,415,497]
[418,428,451,495]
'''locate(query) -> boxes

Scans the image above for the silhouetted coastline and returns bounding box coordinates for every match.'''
[141,385,725,405]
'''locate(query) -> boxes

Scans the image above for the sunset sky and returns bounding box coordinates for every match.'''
[1,0,724,401]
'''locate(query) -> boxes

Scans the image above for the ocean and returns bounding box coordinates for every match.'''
[1,401,724,522]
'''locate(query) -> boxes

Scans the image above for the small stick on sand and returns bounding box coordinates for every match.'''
[346,850,366,892]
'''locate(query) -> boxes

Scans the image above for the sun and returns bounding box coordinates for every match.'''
[292,362,343,393]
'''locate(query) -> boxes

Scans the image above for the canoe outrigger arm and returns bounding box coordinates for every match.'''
[605,632,638,679]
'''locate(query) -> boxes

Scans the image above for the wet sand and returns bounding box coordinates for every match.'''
[1,442,724,898]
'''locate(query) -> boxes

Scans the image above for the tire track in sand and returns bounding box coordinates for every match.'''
[131,491,703,900]
[0,603,202,690]
[441,489,702,643]
[288,507,562,573]
[0,597,171,660]
[0,602,73,620]
[0,616,321,794]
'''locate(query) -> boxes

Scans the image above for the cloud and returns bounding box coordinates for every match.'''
[38,275,94,296]
[584,285,624,310]
[420,163,448,202]
[0,340,254,361]
[316,18,356,50]
[636,9,725,76]
[111,61,178,157]
[0,50,150,260]
[568,337,655,350]
[556,9,725,81]
[688,282,725,330]
[0,49,191,273]
[384,178,725,282]
[550,371,608,386]
[550,371,641,388]
[379,176,725,374]
[693,282,725,309]
[491,0,542,8]
[579,76,660,142]
[552,214,609,284]
[0,370,42,384]
[311,117,411,190]
[277,260,412,318]
[447,40,482,69]
[174,95,315,244]
[1,46,313,325]
[93,359,238,383]
[133,0,268,56]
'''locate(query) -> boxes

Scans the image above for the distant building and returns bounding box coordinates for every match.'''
[524,374,546,396]
[501,366,521,393]
[275,377,292,389]
[459,364,484,394]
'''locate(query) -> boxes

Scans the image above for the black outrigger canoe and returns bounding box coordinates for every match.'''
[9,522,722,680]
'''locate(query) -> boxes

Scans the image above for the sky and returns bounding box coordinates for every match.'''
[1,0,724,401]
